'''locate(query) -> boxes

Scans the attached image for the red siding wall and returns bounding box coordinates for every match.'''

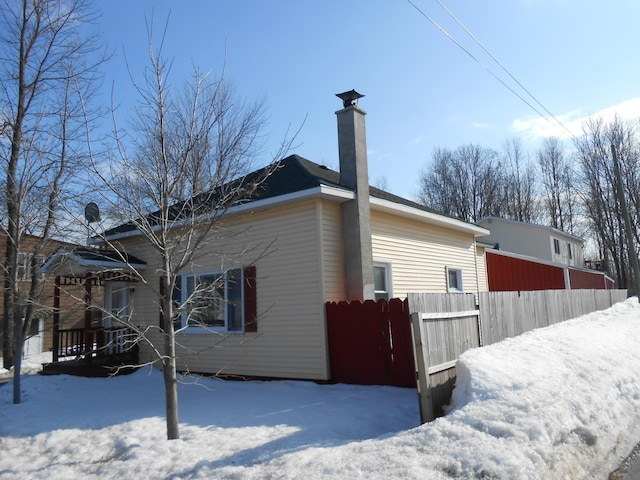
[568,268,612,289]
[486,251,566,291]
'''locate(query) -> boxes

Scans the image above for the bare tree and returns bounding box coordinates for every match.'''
[418,144,504,222]
[0,0,105,401]
[501,138,541,223]
[575,116,640,288]
[537,137,582,234]
[90,21,294,440]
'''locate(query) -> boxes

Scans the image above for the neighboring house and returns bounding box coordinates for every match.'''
[45,90,490,381]
[476,216,585,268]
[0,228,86,357]
[475,217,613,291]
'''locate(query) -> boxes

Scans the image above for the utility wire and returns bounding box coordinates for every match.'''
[406,0,577,140]
[434,0,577,140]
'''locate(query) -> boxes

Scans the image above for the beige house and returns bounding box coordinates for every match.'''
[476,216,585,268]
[59,91,489,381]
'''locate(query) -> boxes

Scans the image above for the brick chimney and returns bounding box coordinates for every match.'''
[335,90,374,301]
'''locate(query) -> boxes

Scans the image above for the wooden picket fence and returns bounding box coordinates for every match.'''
[409,289,628,423]
[325,289,628,423]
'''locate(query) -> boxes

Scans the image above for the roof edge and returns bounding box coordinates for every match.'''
[371,197,490,236]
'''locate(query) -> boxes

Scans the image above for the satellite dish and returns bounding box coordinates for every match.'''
[84,202,101,223]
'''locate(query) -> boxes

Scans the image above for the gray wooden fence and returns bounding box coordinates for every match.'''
[408,289,628,423]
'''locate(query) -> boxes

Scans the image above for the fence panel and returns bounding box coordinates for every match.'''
[325,299,414,387]
[411,289,627,422]
[410,309,480,422]
[388,298,416,388]
[479,289,628,347]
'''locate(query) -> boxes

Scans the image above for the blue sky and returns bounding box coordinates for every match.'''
[95,1,640,200]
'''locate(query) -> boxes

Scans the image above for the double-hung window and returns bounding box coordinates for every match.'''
[182,268,244,332]
[373,261,393,301]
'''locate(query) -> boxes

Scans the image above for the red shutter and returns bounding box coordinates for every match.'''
[243,266,257,332]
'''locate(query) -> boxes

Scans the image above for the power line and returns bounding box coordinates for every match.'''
[406,0,577,141]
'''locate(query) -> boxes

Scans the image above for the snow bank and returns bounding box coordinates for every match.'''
[1,299,639,479]
[218,298,640,479]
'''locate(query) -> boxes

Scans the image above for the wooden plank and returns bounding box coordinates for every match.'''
[420,310,479,320]
[410,311,434,423]
[427,359,457,375]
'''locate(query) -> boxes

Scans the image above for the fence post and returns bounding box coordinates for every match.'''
[410,312,434,423]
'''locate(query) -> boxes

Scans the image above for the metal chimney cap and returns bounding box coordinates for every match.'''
[336,89,364,108]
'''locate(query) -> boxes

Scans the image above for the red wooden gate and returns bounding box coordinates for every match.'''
[325,298,415,388]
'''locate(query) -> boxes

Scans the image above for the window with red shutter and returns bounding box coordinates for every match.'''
[170,267,256,333]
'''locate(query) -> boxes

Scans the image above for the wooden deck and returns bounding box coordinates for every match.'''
[40,350,140,377]
[41,326,140,377]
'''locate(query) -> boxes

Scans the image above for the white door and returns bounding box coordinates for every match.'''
[106,282,129,328]
[105,282,130,354]
[23,318,44,357]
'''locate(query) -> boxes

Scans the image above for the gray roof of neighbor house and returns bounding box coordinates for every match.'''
[41,247,147,275]
[476,216,585,243]
[103,154,470,238]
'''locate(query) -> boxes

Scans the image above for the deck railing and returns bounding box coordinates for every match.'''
[54,327,136,362]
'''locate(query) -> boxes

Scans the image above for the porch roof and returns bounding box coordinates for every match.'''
[41,247,146,278]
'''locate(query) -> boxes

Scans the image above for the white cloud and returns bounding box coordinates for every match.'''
[511,98,640,143]
[471,122,490,129]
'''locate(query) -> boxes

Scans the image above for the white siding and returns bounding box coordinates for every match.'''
[476,244,488,292]
[371,210,480,296]
[478,217,585,267]
[120,200,330,380]
[480,219,551,260]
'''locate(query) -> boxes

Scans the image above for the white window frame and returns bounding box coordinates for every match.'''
[180,268,244,334]
[373,260,393,301]
[17,252,45,281]
[567,242,573,259]
[553,238,561,255]
[446,266,464,293]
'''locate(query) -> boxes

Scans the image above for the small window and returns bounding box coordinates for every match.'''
[17,253,45,281]
[567,243,573,259]
[446,267,463,293]
[553,238,561,255]
[373,262,392,301]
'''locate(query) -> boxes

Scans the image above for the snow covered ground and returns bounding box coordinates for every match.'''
[1,298,640,479]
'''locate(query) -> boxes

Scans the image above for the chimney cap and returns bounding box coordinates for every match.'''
[336,89,364,108]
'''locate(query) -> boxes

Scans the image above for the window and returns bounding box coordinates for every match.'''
[567,243,573,259]
[446,267,463,293]
[373,262,392,301]
[179,267,248,332]
[17,253,45,281]
[553,238,561,255]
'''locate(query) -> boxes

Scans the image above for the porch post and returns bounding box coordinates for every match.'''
[52,276,61,362]
[84,273,92,355]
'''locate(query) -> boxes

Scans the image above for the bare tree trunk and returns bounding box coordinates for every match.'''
[161,272,179,440]
[163,331,179,440]
[12,314,24,404]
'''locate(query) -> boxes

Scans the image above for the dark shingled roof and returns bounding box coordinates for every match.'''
[68,247,147,267]
[104,154,444,237]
